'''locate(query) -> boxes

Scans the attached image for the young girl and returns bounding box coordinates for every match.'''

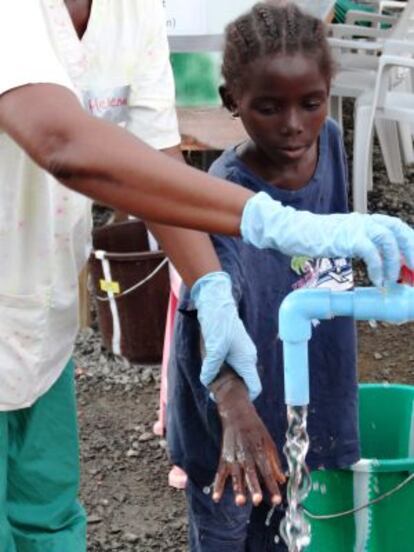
[168,2,370,550]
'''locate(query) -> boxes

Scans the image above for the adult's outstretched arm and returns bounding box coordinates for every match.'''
[2,82,414,289]
[0,83,253,236]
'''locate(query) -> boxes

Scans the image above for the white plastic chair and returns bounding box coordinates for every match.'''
[329,6,406,119]
[328,1,414,195]
[352,0,408,13]
[328,10,399,125]
[329,1,413,101]
[353,39,414,212]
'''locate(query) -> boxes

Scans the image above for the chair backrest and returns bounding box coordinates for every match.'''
[371,40,414,115]
[343,0,414,38]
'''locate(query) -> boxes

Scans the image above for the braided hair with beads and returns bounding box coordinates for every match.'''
[222,1,335,94]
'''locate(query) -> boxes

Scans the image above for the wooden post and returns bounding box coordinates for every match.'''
[78,265,91,329]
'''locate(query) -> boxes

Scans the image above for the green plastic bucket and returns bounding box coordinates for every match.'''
[304,384,414,551]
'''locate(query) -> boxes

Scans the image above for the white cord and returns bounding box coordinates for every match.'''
[96,257,168,302]
[304,472,414,520]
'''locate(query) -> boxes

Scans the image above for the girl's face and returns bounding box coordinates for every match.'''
[229,53,329,165]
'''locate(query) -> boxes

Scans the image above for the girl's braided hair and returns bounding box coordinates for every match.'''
[222,1,335,93]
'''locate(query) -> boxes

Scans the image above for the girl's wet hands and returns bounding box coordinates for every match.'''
[210,368,286,507]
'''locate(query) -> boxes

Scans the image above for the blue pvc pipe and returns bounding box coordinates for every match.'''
[279,284,414,406]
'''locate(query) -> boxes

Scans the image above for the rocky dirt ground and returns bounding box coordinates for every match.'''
[75,104,414,551]
[75,334,188,552]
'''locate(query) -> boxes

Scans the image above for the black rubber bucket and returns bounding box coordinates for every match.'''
[89,220,169,363]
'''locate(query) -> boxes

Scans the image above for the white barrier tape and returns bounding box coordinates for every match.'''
[95,250,122,356]
[353,471,372,552]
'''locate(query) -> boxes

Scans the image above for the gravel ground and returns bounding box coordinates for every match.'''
[76,101,414,551]
[75,330,187,552]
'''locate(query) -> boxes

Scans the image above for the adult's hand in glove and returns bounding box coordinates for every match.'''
[241,192,414,287]
[191,271,261,401]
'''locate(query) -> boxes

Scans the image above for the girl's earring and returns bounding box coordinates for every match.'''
[231,111,240,119]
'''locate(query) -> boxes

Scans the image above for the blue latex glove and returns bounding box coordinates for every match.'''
[191,271,261,401]
[241,192,414,288]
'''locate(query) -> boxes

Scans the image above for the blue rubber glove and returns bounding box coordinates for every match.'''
[191,271,261,401]
[241,192,414,288]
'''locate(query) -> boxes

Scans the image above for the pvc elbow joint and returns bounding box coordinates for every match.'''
[279,285,414,407]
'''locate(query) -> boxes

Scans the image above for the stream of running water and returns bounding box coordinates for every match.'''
[280,406,312,552]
